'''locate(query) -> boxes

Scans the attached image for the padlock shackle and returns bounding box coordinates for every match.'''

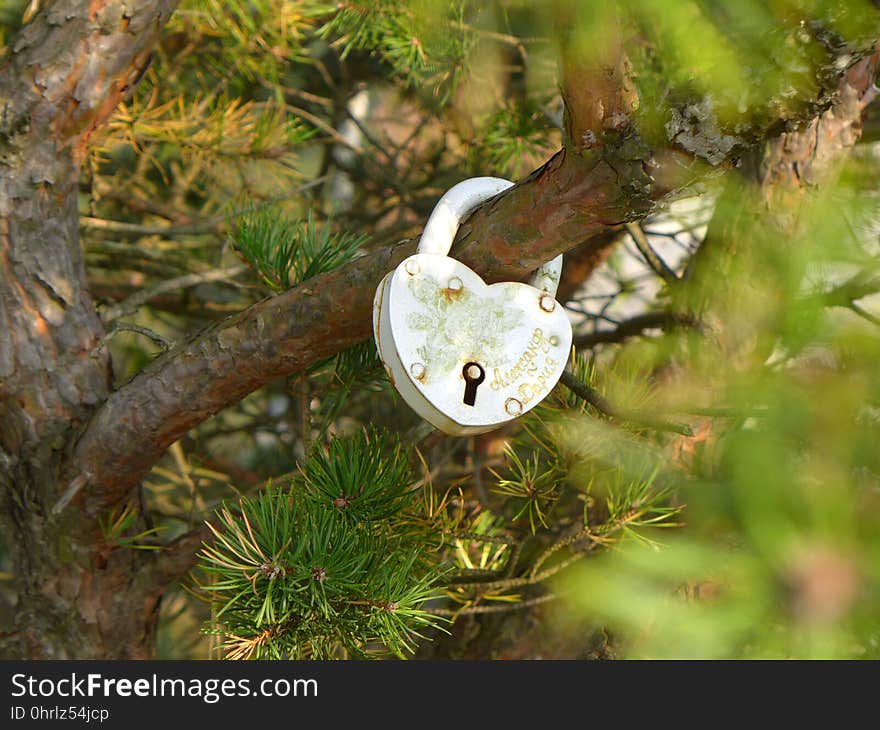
[417,177,563,297]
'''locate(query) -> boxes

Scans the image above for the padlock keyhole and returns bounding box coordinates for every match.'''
[462,362,486,406]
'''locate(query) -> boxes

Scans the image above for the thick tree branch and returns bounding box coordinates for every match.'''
[682,48,880,326]
[450,17,647,283]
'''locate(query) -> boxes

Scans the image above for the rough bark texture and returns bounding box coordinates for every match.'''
[685,49,880,339]
[0,1,877,659]
[0,0,179,659]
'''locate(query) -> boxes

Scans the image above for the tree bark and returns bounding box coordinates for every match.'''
[682,48,880,363]
[0,0,178,658]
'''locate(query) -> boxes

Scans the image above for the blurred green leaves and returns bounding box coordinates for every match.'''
[557,362,880,658]
[232,207,365,292]
[553,147,880,658]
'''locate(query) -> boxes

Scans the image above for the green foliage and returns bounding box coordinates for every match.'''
[299,428,417,521]
[196,429,448,659]
[619,0,880,144]
[553,159,880,658]
[0,1,25,45]
[99,502,165,551]
[189,0,324,81]
[232,208,366,292]
[491,448,562,533]
[317,0,472,98]
[471,100,555,179]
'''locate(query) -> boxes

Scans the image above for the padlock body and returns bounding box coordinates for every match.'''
[373,253,572,436]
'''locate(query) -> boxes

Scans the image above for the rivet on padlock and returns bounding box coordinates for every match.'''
[372,177,573,436]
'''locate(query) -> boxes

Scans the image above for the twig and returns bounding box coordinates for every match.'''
[573,311,701,348]
[559,370,694,436]
[51,473,91,516]
[343,104,394,163]
[799,267,880,327]
[530,526,594,579]
[815,267,880,308]
[625,221,680,282]
[504,540,524,578]
[287,102,363,152]
[80,176,331,239]
[850,301,880,327]
[81,217,222,237]
[559,370,614,415]
[426,593,557,617]
[464,552,591,593]
[277,84,333,108]
[101,322,173,351]
[443,569,508,586]
[102,265,249,322]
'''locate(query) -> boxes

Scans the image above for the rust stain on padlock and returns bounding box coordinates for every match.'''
[410,362,427,382]
[441,275,464,303]
[374,287,383,353]
[441,286,464,303]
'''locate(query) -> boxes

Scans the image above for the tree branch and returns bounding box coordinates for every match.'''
[625,221,680,283]
[572,311,701,349]
[101,265,249,322]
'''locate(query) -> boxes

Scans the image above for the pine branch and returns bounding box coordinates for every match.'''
[194,431,449,659]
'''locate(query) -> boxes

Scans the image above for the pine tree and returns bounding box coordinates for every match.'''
[1,1,879,660]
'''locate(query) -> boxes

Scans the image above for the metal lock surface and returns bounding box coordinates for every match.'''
[372,177,572,435]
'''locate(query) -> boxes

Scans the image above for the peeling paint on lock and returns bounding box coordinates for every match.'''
[373,177,572,436]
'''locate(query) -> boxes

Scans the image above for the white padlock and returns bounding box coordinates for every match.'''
[373,177,572,436]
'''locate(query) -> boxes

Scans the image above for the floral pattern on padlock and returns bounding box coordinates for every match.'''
[406,272,525,375]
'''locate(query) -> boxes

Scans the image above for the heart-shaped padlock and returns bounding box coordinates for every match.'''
[373,177,572,435]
